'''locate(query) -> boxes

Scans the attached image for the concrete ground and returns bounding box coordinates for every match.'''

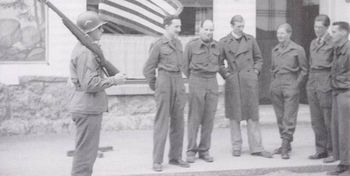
[0,105,341,176]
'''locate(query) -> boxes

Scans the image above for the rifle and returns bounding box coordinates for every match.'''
[39,0,119,77]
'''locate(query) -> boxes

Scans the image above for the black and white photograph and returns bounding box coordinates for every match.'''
[1,0,350,176]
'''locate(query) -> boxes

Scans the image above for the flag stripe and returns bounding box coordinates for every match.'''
[149,0,181,15]
[109,0,164,23]
[103,0,163,26]
[133,0,166,17]
[100,10,162,36]
[99,3,164,34]
[99,0,183,35]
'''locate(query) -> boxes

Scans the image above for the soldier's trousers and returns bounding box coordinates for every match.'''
[71,113,102,176]
[307,71,332,154]
[186,75,218,156]
[153,70,186,164]
[270,73,300,142]
[230,119,264,153]
[331,89,350,166]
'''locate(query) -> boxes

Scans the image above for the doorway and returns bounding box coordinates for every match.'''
[256,0,319,103]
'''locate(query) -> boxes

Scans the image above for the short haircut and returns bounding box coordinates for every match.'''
[333,21,350,34]
[277,23,293,34]
[200,19,213,28]
[230,15,244,26]
[315,14,330,27]
[163,15,180,27]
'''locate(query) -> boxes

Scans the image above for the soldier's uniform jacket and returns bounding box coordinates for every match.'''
[331,39,350,90]
[308,33,334,92]
[271,40,308,86]
[309,33,333,70]
[183,38,219,78]
[218,33,263,121]
[143,36,183,85]
[69,43,116,114]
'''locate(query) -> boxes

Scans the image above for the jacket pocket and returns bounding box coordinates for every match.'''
[160,46,175,64]
[192,49,206,63]
[211,50,220,65]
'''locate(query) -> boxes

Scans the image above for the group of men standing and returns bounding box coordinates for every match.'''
[302,15,350,175]
[143,15,273,172]
[67,10,350,176]
[143,14,350,175]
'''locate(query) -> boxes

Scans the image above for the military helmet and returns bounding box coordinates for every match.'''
[76,11,106,33]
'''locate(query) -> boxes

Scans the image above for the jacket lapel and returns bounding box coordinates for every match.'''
[235,37,249,57]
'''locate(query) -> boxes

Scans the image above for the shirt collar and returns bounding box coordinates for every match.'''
[279,40,291,49]
[231,31,246,40]
[274,40,297,52]
[199,38,216,48]
[335,38,348,53]
[317,32,330,43]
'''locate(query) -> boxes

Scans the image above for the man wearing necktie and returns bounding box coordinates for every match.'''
[307,15,335,162]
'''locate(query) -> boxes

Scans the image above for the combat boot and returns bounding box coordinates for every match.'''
[274,141,291,154]
[281,139,290,159]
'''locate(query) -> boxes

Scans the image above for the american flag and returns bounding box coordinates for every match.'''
[99,0,183,36]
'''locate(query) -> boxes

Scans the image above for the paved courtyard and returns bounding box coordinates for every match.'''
[0,105,340,176]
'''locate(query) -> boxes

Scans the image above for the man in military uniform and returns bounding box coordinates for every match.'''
[270,23,308,159]
[218,15,272,158]
[143,15,189,172]
[327,21,350,175]
[183,20,219,163]
[69,11,126,176]
[307,15,334,162]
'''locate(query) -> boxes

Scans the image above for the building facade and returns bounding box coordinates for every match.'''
[0,0,350,135]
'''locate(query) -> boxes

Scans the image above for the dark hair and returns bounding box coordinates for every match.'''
[333,21,350,34]
[315,14,330,27]
[230,15,244,26]
[277,23,293,34]
[163,15,180,27]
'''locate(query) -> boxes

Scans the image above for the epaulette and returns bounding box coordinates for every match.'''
[186,38,200,46]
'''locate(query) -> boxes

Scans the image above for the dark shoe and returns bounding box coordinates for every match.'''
[274,147,282,154]
[281,152,290,159]
[199,154,214,162]
[324,156,337,163]
[327,165,349,175]
[169,159,190,168]
[281,140,290,159]
[186,155,196,163]
[274,146,292,154]
[309,152,328,160]
[252,151,273,158]
[152,163,162,172]
[232,150,241,157]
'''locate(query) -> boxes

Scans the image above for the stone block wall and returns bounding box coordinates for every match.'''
[0,76,227,136]
[0,76,73,135]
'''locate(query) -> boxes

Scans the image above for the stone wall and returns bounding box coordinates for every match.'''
[0,76,73,135]
[0,76,227,136]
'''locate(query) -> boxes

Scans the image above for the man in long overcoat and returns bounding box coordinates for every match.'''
[218,15,272,158]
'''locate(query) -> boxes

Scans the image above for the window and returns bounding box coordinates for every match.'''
[179,0,213,36]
